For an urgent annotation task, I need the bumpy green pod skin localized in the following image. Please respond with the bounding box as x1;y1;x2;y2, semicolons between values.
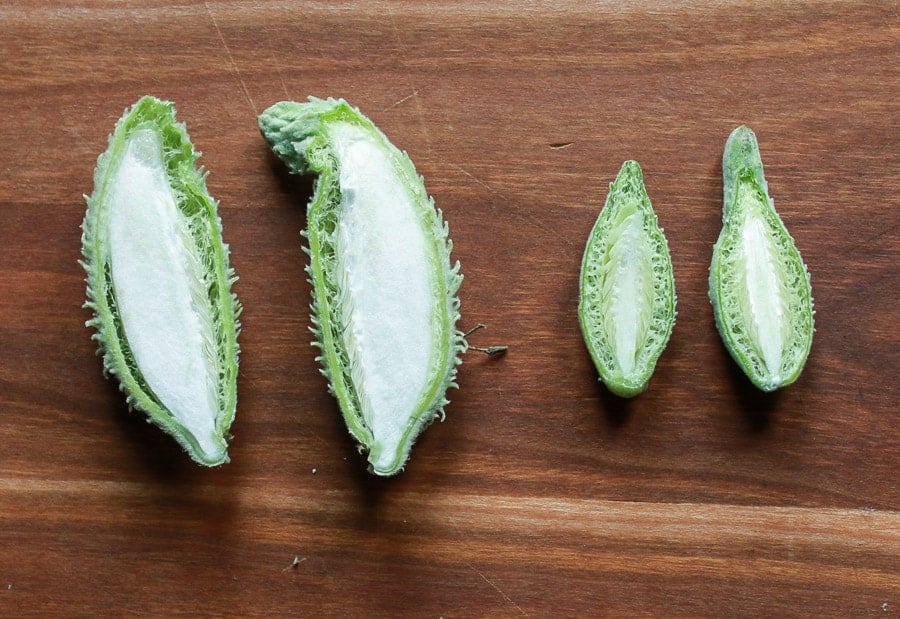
259;97;464;476
578;161;676;398
82;96;241;466
709;125;814;392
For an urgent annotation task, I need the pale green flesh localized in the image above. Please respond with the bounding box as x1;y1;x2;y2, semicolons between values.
603;209;653;376
735;183;791;382
331;122;438;473
107;128;223;461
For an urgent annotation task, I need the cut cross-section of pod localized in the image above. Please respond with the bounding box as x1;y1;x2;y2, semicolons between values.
82;96;241;466
578;161;676;397
259;97;464;476
709;125;813;391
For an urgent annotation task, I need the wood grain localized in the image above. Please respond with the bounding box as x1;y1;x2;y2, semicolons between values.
0;1;897;616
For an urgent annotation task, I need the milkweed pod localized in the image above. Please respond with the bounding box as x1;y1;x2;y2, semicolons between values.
709;125;814;391
259;98;464;476
82;96;241;465
578;161;676;397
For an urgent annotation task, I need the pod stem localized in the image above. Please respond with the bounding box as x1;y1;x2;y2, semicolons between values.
463;324;508;356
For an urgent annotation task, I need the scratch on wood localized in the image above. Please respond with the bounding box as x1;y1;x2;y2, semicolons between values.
205;2;257;116
410;91;432;153
449;163;503;197
383;90;419;113
448;163;565;243
468;563;527;616
282;556;307;572
384;5;432;154
268;52;291;101
549;141;574;149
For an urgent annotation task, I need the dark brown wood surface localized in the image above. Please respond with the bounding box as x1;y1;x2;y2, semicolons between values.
0;1;897;616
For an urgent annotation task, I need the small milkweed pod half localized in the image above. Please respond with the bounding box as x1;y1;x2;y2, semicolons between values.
578;160;676;398
709;125;814;392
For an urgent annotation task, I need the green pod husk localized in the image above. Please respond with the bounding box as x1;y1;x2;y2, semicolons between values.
259;97;464;476
82;96;241;466
709;125;814;391
578;161;676;397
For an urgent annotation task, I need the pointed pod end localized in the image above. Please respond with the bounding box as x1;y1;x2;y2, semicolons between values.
367;445;406;477
722;124;769;219
609;160;648;201
618;159;643;176
614;159;644;182
723;125;763;177
181;430;231;467
193;451;230;468
604;378;650;399
725;125;759;156
259;98;358;175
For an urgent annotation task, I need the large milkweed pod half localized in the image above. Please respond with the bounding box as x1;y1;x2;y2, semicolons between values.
259;97;464;476
82;96;241;466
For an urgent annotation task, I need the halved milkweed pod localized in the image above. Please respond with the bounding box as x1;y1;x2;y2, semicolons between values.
259;97;464;476
82;96;241;466
578;161;676;397
709;125;814;391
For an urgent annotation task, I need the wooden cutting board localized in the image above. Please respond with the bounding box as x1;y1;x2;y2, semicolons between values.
0;1;896;615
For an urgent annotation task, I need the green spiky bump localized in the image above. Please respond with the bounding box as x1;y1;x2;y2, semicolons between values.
709;125;814;391
82;96;241;466
578;161;676;398
259;98;464;476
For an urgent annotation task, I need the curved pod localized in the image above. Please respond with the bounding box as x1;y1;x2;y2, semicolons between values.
259;98;464;476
